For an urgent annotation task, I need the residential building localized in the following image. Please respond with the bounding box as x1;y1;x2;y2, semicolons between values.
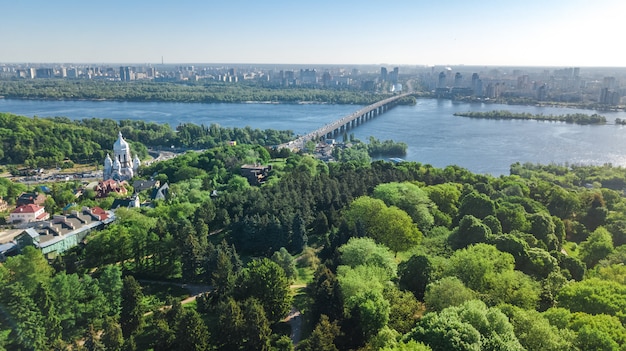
9;204;50;224
16;192;46;207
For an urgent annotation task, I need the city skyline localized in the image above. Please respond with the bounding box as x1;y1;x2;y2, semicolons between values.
1;0;624;67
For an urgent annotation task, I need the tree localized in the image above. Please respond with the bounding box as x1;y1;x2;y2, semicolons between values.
97;265;123;316
424;277;476;312
300;315;342;351
448;215;492;250
310;265;343;322
101;317;124;351
528;212;559;250
216;298;246;350
271;247;299;283
339;237;398;279
444;244;515;292
579;226;614;267
120;276;144;338
346;290;390;340
342;196;422;253
499;305;573;351
457;192;495;221
4;246;54;293
398;254;433;300
406;300;524;351
236;258;292;323
175;309;210;351
557;278;626;322
383;285;422;334
372;182;435;231
240;298;271;351
0;282;48;350
84;324;106;351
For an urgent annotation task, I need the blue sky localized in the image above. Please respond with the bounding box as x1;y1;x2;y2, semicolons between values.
1;0;624;66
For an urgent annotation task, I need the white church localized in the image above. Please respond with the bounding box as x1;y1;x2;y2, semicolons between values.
103;132;140;181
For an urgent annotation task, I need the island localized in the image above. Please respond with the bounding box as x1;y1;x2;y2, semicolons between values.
454;110;607;125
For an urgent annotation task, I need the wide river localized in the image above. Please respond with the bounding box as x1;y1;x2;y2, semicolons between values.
2;98;626;175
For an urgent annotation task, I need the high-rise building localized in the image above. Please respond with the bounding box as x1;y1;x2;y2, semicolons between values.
380;67;388;82
300;69;317;85
322;71;332;87
389;67;399;84
35;68;54;78
119;66;133;81
454;72;463;87
438;71;446;88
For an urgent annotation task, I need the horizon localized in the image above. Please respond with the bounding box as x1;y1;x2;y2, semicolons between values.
3;62;626;70
1;0;624;67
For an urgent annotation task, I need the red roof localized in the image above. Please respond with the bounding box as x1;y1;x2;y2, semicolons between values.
12;204;45;214
91;207;109;220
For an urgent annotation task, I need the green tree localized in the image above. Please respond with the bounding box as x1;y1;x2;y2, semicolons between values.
557;278;626;322
445;244;515;292
372;182;435;231
398;254;433;300
457;192;495;221
449;215;492;250
175;309;210;351
500;304;573;351
407;300;524;351
237;258;292;323
579;226;614;267
240;298;271;351
120;276;144;338
346;290;390;340
97;265;123;316
271;247;298;283
299;315;341;351
101;317;124;351
339;237;398;278
424;277;477;312
343;196;422;252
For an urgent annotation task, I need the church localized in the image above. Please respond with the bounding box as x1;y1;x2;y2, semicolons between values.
103;132;140;181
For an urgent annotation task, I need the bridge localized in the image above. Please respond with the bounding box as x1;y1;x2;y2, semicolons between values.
279;92;412;150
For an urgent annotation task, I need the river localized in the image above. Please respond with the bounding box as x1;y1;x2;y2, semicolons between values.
2;98;626;175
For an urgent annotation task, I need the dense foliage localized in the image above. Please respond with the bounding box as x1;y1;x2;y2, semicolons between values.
0;79;386;104
0;112;292;168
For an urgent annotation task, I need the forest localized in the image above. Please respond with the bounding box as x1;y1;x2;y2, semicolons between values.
454;110;607;125
0;112;294;169
3;116;626;350
0;79;387;105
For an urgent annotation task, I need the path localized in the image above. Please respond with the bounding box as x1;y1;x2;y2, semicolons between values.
285;284;307;345
139;279;212;316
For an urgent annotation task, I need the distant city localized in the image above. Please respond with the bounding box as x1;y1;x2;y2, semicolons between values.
1;63;625;107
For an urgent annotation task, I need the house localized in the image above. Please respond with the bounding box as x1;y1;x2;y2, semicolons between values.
9;204;50;224
16;192;46;207
111;196;140;209
133;179;160;193
151;183;170;201
95;179;128;198
13;206;115;259
240;164;272;184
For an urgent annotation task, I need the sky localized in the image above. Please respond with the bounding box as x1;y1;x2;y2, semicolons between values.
1;0;624;67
